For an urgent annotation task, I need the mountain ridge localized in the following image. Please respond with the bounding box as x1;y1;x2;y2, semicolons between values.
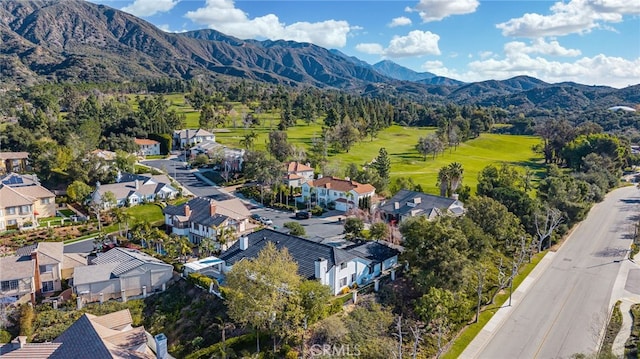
0;0;637;112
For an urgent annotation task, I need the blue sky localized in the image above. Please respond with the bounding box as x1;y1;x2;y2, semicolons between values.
95;0;639;88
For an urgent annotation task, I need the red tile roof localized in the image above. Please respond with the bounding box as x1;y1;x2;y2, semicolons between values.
310;176;375;194
286;161;314;173
134;138;159;146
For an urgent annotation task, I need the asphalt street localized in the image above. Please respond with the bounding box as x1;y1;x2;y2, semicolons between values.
476;185;640;359
142;158;231;200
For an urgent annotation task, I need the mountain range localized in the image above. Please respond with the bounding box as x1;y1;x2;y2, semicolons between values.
0;0;638;112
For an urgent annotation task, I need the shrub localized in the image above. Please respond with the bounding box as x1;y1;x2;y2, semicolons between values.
0;329;11;343
311;205;324;216
187;273;214;290
283;222;305;236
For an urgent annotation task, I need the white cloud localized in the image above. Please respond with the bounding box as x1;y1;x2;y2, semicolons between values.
496;0;640;37
121;0;178;17
389;16;412;27
504;38;581;57
355;30;440;58
157;24;187;33
385;30;441;57
445;51;640;88
355;43;385;55
185;0;352;48
412;0;479;22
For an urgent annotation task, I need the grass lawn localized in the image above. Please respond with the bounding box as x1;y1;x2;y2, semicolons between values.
442;252;547;359
58;209;75;217
126;203;164;226
139;93;545;195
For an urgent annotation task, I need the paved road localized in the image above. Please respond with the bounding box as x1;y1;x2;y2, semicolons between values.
477;185;640;359
142;158;231;200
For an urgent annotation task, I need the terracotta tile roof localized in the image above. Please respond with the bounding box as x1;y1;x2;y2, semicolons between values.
286;161;313;173
134;138;159;146
285;173;302;180
309;176;375;194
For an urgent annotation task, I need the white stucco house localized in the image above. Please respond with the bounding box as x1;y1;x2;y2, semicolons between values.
299;176;376;212
89;173;178;209
284;161;314;187
215;229;401;295
173;129;216;149
134;138;161;156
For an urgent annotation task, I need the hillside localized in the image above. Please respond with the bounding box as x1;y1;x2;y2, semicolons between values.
0;0;638;112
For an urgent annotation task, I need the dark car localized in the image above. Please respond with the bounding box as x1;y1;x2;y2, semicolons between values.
295;211;311;219
251;214;262;221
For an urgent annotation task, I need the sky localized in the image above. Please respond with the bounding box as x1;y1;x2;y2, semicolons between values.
93;0;640;88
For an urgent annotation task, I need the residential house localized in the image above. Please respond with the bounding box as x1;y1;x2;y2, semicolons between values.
216;229;401;295
0;242;67;304
46;309;172;359
299;176;376;212
2;173;56;218
0;185;36;230
90;173;178;209
173;128;216;148
378;189;465;225
163;197;250;246
284;161;314;187
135;138;161;156
0;255;35;304
0;152;29;174
189;140;245;172
73;247;173;303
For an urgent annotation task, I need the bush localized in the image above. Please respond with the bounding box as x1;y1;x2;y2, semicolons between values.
19;303;35;337
0;329;12;343
311;205;324;216
187;272;214;290
283;222;305;236
272;203;296;212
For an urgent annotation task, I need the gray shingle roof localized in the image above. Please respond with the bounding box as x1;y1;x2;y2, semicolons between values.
379;189;462;217
52;314;112;359
75;248;171;285
345;241;401;263
164;197;229;227
220;229;356;279
0;255;34;281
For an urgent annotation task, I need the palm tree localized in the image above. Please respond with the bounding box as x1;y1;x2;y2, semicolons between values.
437;166;451;197
199;236;216;257
447;162;464;194
217;226;237;251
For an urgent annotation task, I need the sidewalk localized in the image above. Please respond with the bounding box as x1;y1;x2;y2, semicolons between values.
612;297;640;355
459;251;556;359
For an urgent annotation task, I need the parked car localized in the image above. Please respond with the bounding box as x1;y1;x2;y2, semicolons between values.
295;211;311;219
251;214;262;221
260;217;273;226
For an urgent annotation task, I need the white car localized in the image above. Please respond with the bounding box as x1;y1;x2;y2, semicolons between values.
260;217;273;226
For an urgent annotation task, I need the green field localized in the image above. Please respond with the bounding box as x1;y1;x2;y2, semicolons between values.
126;203;164;226
148;93;544;194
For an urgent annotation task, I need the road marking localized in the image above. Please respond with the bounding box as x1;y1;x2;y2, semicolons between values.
533;280;578;359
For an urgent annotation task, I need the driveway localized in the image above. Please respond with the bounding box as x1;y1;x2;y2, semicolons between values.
249;207;346;242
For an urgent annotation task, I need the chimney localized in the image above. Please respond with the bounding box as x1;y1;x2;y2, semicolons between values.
16;336;27;349
184;204;191;217
32;250;41;297
394;202;400;210
314;257;328;285
413;197;421;204
154;333;168;359
317;174;323;179
239;236;249;251
451;193;459;201
135;179;140;190
210;202;217;216
345;177;350;181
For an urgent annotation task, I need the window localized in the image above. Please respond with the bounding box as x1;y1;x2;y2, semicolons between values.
7;207;16;215
339;277;347;287
42;281;54;293
340;262;347;270
39;264;54;273
351;273;356;283
7;219;17;225
1;280;19;291
20;205;30;214
41;198;51;204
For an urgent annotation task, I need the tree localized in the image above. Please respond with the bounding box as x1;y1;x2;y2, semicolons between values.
372;147;391;190
239;131;258;150
369;222;390;242
284;222;306;237
114;149;136;173
268;131;292;162
343;217;364;240
437;162;464;197
416;134;444;160
67;180;92;203
299;280;332;323
225;242;303;352
534;206;564;252
217;226;237;251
